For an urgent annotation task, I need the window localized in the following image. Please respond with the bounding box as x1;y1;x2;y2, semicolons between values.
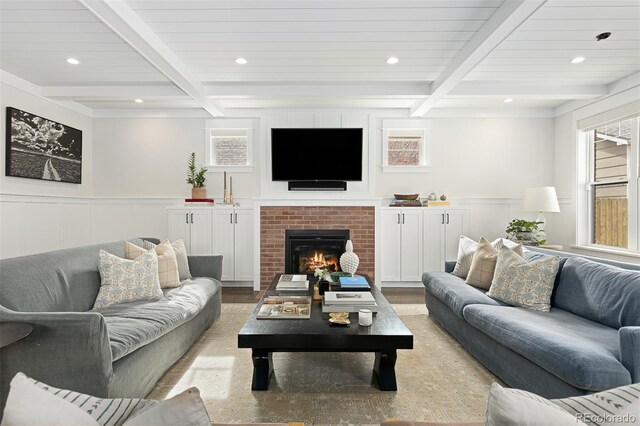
205;128;253;171
382;128;431;172
585;117;639;252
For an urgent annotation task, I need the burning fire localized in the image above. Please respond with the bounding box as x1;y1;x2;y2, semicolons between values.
300;251;339;273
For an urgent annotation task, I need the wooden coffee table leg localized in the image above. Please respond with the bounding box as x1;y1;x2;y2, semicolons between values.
251;349;273;391
374;349;398;391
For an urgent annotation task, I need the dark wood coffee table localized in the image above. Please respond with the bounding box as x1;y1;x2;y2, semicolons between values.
237;274;413;391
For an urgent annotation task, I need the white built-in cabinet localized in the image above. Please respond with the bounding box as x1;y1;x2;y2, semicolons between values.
380;209;423;282
212;208;254;281
381;207;469;283
167;209;213;255
422;209;469;272
168;207;254;282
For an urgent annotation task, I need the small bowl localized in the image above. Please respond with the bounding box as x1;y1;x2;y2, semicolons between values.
394;193;419;200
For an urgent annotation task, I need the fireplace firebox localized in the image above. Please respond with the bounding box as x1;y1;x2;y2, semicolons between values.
285;229;349;274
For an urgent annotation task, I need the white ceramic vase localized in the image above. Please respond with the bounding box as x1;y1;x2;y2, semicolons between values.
340;240;360;276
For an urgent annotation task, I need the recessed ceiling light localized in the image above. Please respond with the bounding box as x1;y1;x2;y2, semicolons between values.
570;56;586;64
134;98;144;103
504;98;513;103
65;58;80;65
386;56;399;65
235;57;248;65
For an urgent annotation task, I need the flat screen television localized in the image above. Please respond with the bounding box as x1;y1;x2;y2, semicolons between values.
271;128;363;181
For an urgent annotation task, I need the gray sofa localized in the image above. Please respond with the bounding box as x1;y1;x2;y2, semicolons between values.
0;238;222;413
423;247;640;398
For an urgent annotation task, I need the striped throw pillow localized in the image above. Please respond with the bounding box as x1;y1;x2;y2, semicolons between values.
24;373;158;426
553;383;640;425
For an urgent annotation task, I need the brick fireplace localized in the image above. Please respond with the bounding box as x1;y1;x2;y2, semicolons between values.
259;206;375;289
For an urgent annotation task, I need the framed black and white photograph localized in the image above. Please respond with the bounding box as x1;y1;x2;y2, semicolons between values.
5;107;82;184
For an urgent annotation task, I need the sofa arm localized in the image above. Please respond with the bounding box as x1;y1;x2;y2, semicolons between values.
188;255;223;281
0;308;113;409
620;327;640;383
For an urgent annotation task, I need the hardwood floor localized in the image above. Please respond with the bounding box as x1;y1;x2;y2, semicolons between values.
221;286;424;304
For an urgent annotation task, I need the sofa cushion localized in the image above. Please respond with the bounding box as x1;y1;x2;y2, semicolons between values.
422;272;505;318
126;241;181;288
95;278;220;361
463;304;631;390
554;257;640;328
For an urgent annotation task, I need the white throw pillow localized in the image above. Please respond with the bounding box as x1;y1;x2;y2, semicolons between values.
144;239;192;280
2;373;100;426
94;249;163;309
488;246;560;311
126;240;180;288
124;388;211;426
486;383;585;426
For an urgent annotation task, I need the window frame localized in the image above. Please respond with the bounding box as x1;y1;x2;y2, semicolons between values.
580;116;639;254
381;127;431;173
204;127;254;172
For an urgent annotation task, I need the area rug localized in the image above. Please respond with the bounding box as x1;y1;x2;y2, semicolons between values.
148;304;500;425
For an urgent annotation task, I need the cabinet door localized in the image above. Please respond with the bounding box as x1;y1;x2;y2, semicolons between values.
213;210;234;281
233;209;254;281
190;210;213;255
380;210;402;281
422;210;445;272
444;210;469;261
168;209;191;253
400;210;423;281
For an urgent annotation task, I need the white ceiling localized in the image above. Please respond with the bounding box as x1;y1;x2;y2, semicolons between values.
1;0;639;116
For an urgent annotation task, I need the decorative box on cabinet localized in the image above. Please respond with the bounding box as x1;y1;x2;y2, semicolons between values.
423;209;469;272
380;208;423;282
212;207;254;282
167;208;213;255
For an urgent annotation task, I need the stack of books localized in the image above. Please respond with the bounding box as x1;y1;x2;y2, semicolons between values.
184;198;214;206
257;296;311;320
423;200;450;207
275;274;309;291
338;275;370;290
389;198;422;207
322;291;378;313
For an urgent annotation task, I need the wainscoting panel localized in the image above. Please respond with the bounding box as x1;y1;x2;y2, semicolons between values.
59;204;92;249
468;203;511;241
0;202;22;259
22;203;59;256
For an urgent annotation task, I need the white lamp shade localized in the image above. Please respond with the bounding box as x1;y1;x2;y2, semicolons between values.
523;187;560;213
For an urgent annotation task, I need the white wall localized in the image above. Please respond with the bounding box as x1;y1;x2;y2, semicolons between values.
0;82;93;197
375;117;555;198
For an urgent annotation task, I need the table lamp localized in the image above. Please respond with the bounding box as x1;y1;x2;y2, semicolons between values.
523;186;560;244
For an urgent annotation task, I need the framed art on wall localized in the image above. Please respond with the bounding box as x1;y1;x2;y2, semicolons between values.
5;107;82;184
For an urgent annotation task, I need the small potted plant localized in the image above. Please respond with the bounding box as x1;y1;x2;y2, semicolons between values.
506;219;543;245
314;267;333;295
186;153;207;199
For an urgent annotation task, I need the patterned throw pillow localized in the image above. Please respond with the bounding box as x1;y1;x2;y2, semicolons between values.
465;238;523;289
487;246;560;311
126;240;180;288
452;236;524;279
94;249;163;309
144;239;192;281
485;383;583;426
553;383;640;425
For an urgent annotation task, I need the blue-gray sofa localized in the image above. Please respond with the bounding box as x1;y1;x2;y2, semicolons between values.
423;247;640;398
0;238;222;413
